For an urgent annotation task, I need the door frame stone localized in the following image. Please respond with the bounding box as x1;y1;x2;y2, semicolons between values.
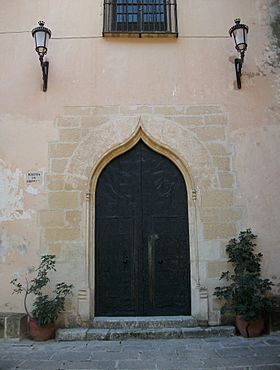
82;120;209;323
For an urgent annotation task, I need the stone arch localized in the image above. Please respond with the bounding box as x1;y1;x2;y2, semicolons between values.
65;115;215;193
90;124;195;197
72;115;214;321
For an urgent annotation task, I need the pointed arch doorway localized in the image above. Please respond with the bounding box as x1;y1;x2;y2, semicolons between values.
95;140;191;316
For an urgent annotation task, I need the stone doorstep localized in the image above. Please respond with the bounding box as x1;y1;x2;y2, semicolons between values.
0;313;28;340
56;316;235;341
92;315;198;329
56;326;235;341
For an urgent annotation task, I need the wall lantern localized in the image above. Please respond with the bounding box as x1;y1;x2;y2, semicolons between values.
31;21;52;92
229;18;249;89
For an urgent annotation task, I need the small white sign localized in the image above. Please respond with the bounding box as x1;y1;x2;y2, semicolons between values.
26;171;43;185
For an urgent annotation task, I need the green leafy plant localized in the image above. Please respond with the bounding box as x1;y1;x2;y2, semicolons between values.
214;229;275;323
10;255;73;326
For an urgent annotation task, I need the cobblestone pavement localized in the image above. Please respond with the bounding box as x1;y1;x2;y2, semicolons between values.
0;334;280;370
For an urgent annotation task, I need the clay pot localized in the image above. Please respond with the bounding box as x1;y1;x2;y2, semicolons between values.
236;315;265;337
29;319;55;341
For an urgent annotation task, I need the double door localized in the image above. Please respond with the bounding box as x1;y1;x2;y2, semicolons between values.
95;140;190;316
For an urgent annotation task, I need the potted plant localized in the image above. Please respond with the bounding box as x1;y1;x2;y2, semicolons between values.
10;254;73;341
214;229;275;337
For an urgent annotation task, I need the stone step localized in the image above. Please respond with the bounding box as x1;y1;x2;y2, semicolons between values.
92;316;198;329
56;326;235;341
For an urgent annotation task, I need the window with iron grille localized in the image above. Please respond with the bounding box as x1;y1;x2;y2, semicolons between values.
103;1;178;36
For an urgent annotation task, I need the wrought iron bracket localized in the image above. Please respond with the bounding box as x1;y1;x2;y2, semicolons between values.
234;51;245;89
234;58;242;89
39;56;49;92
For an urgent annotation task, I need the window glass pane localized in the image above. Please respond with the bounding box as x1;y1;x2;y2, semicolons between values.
116;0;165;24
143;1;165;23
106;0;177;34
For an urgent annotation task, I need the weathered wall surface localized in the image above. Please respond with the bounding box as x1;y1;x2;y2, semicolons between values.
0;0;279;325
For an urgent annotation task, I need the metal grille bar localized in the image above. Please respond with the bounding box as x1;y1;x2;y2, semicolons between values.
103;1;178;37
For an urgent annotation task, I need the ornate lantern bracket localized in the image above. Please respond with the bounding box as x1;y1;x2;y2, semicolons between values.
32;21;52;92
229;18;249;89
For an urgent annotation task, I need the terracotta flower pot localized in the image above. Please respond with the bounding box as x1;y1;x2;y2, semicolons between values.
236;315;265;337
29;319;55;341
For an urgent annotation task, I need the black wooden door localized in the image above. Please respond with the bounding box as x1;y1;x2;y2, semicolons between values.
95;140;190;316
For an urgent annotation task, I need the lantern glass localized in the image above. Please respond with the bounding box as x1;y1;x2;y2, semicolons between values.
233;28;247;52
34;31;49;56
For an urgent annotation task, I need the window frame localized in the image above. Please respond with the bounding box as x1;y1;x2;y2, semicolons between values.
103;0;178;37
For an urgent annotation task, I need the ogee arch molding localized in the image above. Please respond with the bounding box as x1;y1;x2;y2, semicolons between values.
65;115;215;193
63;114;215;322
